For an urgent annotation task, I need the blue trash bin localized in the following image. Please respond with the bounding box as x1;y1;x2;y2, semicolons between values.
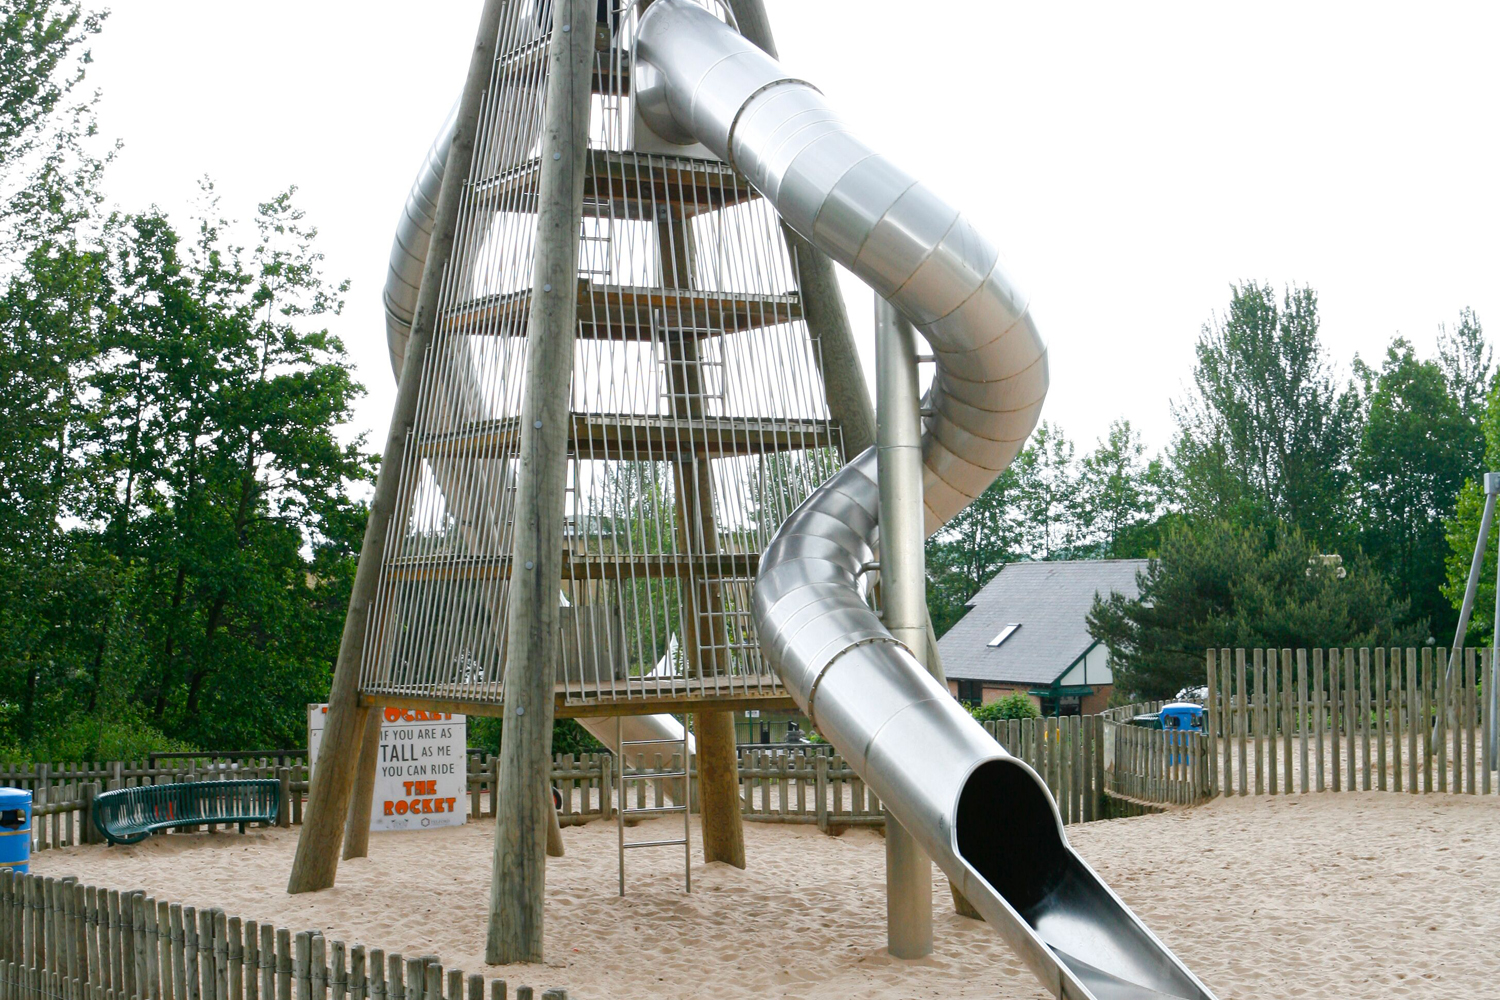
0;788;32;874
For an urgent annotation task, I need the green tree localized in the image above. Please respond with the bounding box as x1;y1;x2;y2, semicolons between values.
1075;419;1163;558
1436;307;1492;450
0;193;372;754
1171;282;1360;546
1442;351;1500;646
1088;520;1413;699
1010;421;1080;559
1352;338;1472;642
1;0;110;254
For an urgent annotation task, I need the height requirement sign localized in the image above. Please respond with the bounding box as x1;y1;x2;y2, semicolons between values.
308;706;467;832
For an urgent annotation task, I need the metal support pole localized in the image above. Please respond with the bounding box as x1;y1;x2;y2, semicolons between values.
486;0;594;966
875;295;933;959
1438;475;1498;746
1487;473;1500;769
285;0;511;896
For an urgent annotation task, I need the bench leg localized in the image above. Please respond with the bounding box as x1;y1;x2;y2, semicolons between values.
239;821;246;835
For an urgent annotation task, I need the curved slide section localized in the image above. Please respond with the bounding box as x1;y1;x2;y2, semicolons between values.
381;116;690;760
637;3;1213;998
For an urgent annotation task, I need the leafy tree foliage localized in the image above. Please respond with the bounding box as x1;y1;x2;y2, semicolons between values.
0;188;374;758
1443;350;1500;646
1171;282;1360;546
1075;419;1168;559
1088;521;1415;700
1353;338;1476;642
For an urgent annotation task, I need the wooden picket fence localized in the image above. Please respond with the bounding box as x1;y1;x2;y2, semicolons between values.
731;717;1110;828
0;762;305;853
1096;701;1212;808
1204;648;1498;797
7;713;1140;851
0;871;565;1000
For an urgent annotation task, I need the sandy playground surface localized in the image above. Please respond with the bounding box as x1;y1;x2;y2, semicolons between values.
29;793;1500;999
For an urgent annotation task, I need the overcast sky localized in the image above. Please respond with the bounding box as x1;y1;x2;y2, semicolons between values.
84;1;1500;460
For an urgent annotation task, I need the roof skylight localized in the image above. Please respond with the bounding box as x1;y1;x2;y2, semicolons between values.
987;623;1020;647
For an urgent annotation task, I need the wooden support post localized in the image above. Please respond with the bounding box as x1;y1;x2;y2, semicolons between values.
286;0;512;895
343;709;383;861
485;0;594;966
545;794;564;859
649;79;746;870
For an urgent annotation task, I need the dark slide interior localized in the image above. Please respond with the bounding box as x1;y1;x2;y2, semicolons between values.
955;758;1208;1000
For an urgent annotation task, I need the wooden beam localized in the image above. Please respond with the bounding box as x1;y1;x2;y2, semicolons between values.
284;0;511;896
485;0;595;966
341;708;382;860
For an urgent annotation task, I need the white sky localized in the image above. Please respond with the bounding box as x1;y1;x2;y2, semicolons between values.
84;1;1500;460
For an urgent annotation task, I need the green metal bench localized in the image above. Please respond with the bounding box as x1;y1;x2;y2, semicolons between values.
91;779;281;846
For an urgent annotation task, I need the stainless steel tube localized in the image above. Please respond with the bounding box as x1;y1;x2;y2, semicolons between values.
638;3;1214;997
876;294;932;959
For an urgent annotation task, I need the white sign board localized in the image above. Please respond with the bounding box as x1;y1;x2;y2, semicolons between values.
308;705;467;832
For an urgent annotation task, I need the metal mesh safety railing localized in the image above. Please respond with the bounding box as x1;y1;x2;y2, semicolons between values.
358;1;842;711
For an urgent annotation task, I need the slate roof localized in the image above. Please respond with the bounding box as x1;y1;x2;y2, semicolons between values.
936;559;1147;686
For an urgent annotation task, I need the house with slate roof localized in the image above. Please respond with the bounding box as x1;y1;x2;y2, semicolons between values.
937;559;1148;716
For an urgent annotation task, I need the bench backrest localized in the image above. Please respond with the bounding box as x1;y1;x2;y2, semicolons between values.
94;779;281;831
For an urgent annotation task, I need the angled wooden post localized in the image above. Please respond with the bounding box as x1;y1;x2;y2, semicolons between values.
343;708;383;860
285;0;511;895
485;0;594;965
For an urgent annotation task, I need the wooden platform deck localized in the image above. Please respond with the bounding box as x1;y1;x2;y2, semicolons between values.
443;279;802;341
417;411;836;461
474;149;757;220
362;675;796;719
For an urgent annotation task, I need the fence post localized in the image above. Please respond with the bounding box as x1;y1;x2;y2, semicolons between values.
814;755;828;833
276;769;292;829
1204;650;1218;798
79;783;97;847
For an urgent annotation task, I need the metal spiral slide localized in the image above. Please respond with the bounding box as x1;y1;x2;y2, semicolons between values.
384;3;1215;995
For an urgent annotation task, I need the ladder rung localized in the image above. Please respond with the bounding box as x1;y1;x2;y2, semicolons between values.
619;739;686;747
622;838;688;850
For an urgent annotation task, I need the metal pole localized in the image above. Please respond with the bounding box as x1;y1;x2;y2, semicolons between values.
875;294;933;959
486;0;595;966
1437;476;1498;745
285;0;511;895
1486;473;1500;769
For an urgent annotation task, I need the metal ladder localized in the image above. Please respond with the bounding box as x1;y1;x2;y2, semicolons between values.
615;716;692;895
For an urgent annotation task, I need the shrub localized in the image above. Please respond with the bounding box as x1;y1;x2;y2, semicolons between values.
968;693;1041;722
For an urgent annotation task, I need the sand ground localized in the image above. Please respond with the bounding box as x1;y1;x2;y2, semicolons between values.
28;793;1500;999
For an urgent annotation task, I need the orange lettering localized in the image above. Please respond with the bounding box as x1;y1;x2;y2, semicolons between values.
445;797;457;813
395;801;408;815
383;801;394;816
